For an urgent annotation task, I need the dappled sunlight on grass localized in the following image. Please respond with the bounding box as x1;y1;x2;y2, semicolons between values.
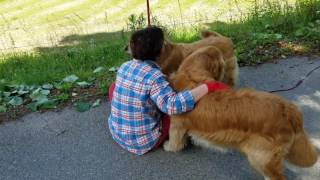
278;41;311;54
0;0;256;52
0;30;129;85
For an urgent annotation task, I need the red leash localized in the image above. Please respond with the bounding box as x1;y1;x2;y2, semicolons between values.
268;64;320;93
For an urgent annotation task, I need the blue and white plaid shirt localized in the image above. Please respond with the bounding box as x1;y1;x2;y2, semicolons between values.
108;59;194;155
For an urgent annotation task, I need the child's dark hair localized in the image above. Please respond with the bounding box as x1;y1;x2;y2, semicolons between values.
130;26;164;61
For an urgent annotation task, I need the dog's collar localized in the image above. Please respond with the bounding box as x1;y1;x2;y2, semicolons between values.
205;81;230;92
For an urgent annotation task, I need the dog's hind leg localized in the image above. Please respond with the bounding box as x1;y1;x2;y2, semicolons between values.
163;116;188;152
263;151;286;180
240;137;286;180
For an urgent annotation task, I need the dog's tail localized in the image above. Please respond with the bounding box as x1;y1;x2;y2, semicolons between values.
201;30;223;38
287;132;318;167
286;103;318;167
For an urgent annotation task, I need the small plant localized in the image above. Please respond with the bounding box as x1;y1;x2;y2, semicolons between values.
126;12;166;32
74;98;101;112
127;13;146;31
55;93;70;102
55;82;73;93
98;81;107;96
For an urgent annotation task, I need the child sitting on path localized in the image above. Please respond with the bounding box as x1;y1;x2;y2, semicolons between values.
108;26;225;155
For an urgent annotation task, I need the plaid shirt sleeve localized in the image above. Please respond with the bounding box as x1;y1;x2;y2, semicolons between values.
149;70;195;115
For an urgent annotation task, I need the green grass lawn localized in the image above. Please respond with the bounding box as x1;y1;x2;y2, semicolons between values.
0;32;129;85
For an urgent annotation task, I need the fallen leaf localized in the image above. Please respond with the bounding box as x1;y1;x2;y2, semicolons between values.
26;102;38;112
8;96;23;106
42;84;54;90
63;75;79;83
3;92;11;97
17;90;29;95
39;100;57;110
74;102;91;112
35;97;50;106
30;89;48;101
40;89;50;95
108;67;118;72
77;81;91;88
93;67;105;73
92;99;101;108
275;33;282;39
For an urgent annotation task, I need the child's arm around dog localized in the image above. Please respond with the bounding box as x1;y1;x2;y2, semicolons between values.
149;68;209;115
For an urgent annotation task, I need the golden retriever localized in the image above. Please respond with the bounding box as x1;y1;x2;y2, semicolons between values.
165;46;318;180
125;30;239;87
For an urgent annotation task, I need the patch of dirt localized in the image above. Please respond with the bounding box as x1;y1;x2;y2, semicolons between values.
239;41;320;66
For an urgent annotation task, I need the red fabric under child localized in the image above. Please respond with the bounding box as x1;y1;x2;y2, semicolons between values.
108;82;116;101
152;114;170;150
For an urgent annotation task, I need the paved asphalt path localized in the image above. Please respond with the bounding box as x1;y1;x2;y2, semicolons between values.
1;56;320;180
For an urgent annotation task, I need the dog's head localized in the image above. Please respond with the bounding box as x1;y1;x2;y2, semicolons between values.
169;46;225;91
124;44;132;55
196;46;226;82
169;72;197;91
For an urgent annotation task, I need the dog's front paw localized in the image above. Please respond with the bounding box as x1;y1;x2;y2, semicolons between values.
163;140;173;152
163;140;184;152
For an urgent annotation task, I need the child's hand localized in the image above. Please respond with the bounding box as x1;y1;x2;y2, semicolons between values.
204;81;229;93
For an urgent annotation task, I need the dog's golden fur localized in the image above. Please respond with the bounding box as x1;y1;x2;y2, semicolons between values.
165;46;318;180
157;30;238;87
125;30;238;87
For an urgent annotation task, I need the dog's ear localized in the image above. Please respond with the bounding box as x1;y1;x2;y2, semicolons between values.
168;72;194;91
168;72;186;91
167;72;177;89
201;30;222;38
169;72;176;80
159;39;173;56
163;39;174;50
124;45;132;55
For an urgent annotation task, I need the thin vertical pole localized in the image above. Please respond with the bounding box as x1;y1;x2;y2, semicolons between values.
146;0;151;26
177;0;183;23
